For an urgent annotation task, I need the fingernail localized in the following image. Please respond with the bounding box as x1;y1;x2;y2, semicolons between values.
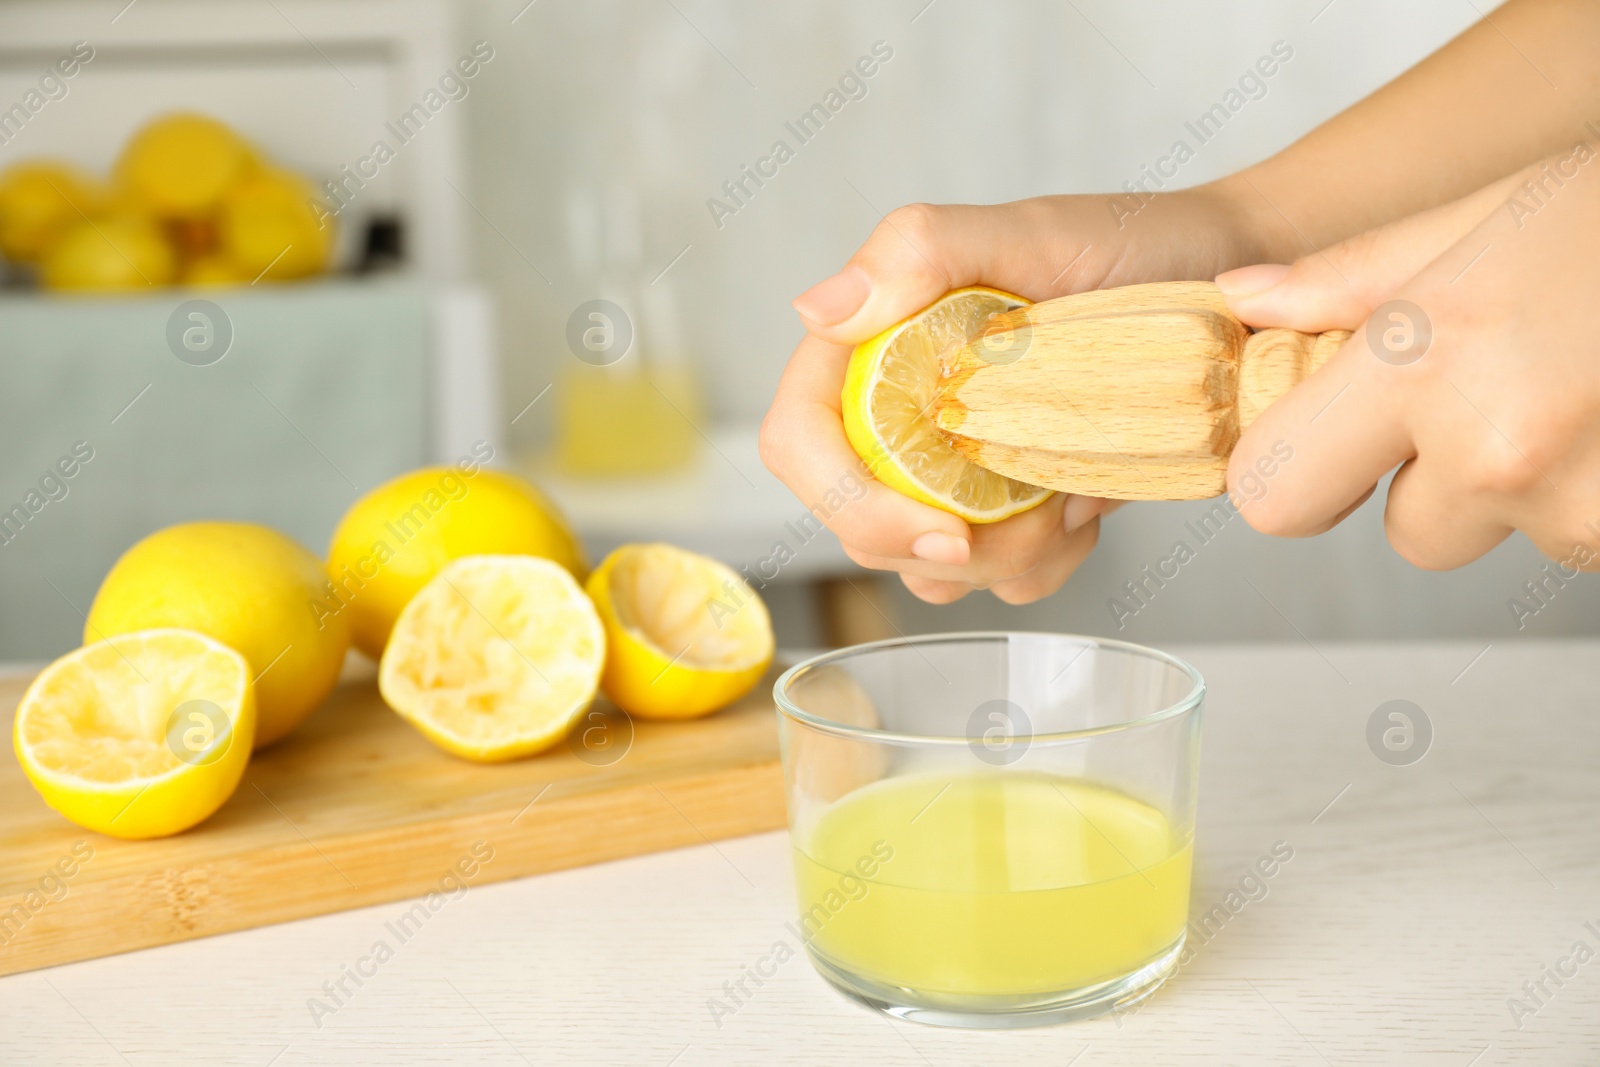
1215;263;1291;299
911;531;969;565
1062;495;1104;534
793;265;871;326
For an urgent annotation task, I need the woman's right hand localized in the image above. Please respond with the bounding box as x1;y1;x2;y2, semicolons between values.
759;182;1286;604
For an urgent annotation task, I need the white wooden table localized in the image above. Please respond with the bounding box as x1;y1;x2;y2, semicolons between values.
2;640;1597;1065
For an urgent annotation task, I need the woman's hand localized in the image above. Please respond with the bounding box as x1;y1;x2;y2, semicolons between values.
760;183;1287;604
1219;151;1600;570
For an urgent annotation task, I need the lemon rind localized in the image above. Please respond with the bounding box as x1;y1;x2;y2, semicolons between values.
856;287;1052;524
603;543;775;675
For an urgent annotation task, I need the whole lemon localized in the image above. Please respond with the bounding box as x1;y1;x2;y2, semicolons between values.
0;160;108;262
116;112;255;219
41;215;176;291
219;169;333;280
328;465;586;660
86;522;350;747
181;253;251;288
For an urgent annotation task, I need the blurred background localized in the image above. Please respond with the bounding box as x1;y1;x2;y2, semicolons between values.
0;0;1589;661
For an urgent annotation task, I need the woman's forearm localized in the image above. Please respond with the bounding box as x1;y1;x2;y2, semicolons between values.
1214;0;1600;260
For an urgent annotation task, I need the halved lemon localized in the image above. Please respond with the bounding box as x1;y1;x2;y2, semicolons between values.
841;287;1052;523
586;543;774;720
13;629;255;839
377;555;605;761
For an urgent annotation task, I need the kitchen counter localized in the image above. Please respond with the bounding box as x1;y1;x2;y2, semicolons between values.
2;640;1597;1065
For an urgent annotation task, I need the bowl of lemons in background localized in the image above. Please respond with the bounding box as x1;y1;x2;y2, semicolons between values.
11;466;775;839
0;111;334;291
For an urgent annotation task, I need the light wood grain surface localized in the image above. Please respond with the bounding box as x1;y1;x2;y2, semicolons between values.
1;640;1597;1065
0;660;786;977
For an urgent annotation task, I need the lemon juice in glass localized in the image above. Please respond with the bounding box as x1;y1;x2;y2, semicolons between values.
775;633;1203;1027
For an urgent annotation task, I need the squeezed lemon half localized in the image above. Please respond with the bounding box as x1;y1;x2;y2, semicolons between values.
378;555;605;762
841;286;1051;523
585;543;774;720
329;467;585;661
13;628;255;839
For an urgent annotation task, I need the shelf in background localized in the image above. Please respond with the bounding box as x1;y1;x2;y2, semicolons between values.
519;424;850;583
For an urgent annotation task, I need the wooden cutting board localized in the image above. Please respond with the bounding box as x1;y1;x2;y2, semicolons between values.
0;658;788;977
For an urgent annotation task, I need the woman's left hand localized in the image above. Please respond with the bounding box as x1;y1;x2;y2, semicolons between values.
1217;149;1600;572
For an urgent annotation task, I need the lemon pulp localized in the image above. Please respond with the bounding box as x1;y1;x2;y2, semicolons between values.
13;629;255;839
378;555;604;761
841;287;1051;523
587;543;773;719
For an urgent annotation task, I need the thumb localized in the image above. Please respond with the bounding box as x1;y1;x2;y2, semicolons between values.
791;201;1095;345
1215;169;1525;333
792;203;1004;344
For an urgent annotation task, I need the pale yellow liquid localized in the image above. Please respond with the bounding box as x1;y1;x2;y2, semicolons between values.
793;772;1192;998
557;364;700;476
